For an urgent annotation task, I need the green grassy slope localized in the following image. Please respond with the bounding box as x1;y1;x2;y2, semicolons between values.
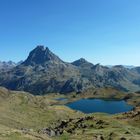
0;87;82;140
0;87;140;140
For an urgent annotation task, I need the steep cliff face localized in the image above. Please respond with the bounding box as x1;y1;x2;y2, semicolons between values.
0;46;140;94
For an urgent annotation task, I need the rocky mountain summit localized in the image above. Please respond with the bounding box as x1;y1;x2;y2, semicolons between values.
23;46;62;66
0;45;140;95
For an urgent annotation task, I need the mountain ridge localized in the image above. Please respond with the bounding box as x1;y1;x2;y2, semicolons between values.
0;45;140;94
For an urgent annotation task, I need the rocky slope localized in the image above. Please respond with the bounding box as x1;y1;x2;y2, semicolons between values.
0;45;140;95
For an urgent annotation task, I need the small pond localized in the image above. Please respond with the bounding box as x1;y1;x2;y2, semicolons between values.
66;99;133;114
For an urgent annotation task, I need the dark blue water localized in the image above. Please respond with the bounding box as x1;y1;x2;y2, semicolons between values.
66;99;133;114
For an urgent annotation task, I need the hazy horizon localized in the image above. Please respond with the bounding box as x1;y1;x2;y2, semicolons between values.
0;0;140;66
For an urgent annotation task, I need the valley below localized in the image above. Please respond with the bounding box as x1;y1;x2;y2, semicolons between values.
0;87;140;140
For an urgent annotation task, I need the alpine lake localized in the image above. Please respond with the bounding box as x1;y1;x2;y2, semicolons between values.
65;98;133;114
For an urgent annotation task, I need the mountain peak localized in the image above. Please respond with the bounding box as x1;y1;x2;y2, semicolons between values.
72;58;93;67
23;46;62;66
78;58;87;63
34;45;50;51
112;65;125;69
36;45;45;49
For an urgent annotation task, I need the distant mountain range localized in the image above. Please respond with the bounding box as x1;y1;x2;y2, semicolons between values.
106;65;135;69
0;46;140;95
0;61;17;73
0;60;23;72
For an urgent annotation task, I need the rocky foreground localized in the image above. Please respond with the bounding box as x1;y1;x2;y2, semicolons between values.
0;87;140;140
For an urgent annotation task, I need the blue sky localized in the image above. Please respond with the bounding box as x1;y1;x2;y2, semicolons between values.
0;0;140;65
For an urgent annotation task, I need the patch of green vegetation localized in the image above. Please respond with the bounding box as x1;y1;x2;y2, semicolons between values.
0;87;140;140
